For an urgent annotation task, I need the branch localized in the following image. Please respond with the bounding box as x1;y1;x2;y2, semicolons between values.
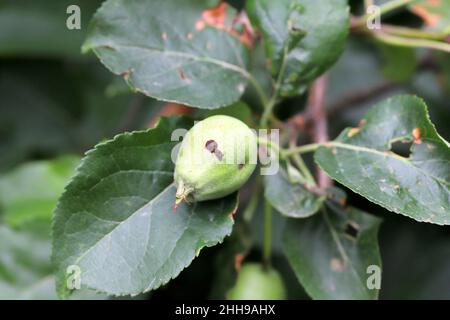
306;75;332;188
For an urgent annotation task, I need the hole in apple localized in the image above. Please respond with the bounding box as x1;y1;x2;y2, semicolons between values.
205;140;217;153
205;140;223;161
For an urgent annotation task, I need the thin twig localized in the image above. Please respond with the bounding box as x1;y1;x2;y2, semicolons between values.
306;75;332;189
288;127;316;186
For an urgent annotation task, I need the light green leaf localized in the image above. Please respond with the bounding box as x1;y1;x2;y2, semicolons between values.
264;167;325;218
315;95;450;225
282;205;382;300
0;226;104;300
83;0;250;109
52;117;238;298
246;0;349;96
409;1;450;34
0;156;80;229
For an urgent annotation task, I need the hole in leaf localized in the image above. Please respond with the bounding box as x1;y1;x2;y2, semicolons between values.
344;222;359;239
390;140;412;158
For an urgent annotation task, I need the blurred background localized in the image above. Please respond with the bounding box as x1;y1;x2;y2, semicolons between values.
0;0;449;299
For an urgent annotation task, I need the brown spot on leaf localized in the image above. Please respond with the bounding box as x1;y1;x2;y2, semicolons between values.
178;67;187;80
200;2;227;29
411;3;441;28
330;258;346;272
348;127;360;137
195;2;254;48
120;70;130;81
196;20;206;31
238;163;245;170
358;119;367;127
413;128;422;144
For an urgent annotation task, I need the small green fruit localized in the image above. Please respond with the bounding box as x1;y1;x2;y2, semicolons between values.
227;263;286;300
174;115;257;205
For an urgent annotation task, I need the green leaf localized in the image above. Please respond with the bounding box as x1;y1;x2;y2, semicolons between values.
246;0;349;96
380;218;450;299
409;1;450;34
315;95;450;225
52;117;238;298
83;0;250;109
209;221;252;299
0;226;53;299
264;167;325;218
379;44;417;83
282;205;382;300
0;226;104;300
0;0;102;57
0;60;155;172
203;101;252;124
0;156;80;229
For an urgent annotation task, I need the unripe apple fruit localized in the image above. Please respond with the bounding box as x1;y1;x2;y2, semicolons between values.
174;115;257;205
227;263;286;300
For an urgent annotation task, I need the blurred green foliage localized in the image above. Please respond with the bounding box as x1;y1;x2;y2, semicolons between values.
0;0;449;300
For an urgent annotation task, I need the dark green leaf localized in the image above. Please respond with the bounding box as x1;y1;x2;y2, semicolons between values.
52;117;238;298
380;218;450;299
203;101;252;124
0;60;156;172
246;0;349;96
209;221;252;299
379;44;417;83
282;205;382;299
0;156;80;229
0;0;102;57
264;167;325;218
315;95;450;225
83;0;250;109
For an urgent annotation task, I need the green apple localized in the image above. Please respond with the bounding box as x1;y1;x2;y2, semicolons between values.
174;115;257;205
227;263;286;300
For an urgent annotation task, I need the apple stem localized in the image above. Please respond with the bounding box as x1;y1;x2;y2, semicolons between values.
174;180;193;212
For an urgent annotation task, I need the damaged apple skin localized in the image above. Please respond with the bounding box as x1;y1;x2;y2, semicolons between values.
174;115;257;203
